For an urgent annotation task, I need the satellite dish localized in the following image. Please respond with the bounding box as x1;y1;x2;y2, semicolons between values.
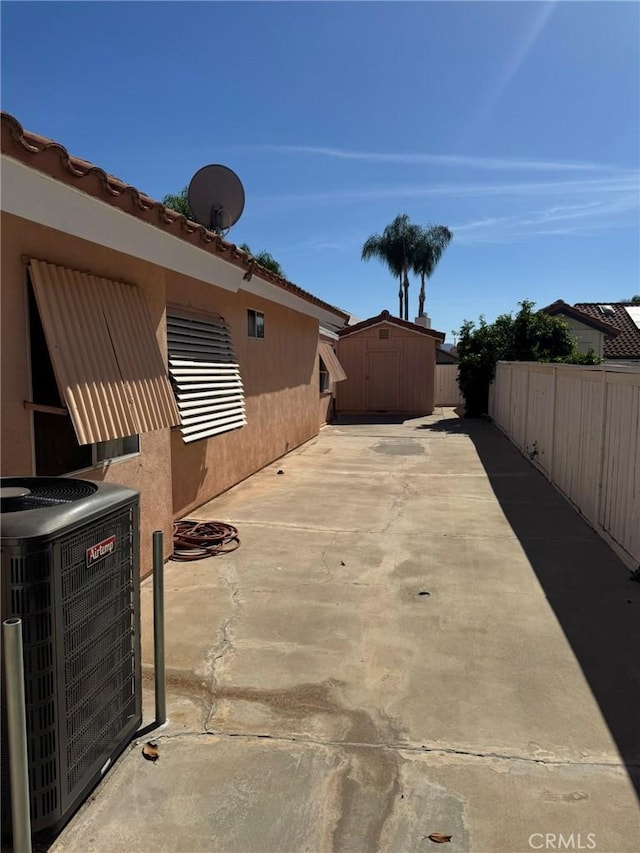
187;164;245;236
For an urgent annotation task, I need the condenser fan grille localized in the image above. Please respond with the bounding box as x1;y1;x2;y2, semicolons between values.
0;478;98;513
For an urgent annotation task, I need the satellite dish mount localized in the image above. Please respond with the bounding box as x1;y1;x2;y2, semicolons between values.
187;164;245;237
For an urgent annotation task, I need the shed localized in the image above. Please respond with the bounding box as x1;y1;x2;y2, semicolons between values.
335;310;445;415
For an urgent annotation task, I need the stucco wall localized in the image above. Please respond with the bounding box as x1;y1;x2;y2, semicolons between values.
166;277;319;517
1;211;175;576
336;323;436;414
562;317;604;358
2;212;323;568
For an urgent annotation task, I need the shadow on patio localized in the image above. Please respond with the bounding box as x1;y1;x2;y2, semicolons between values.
417;413;640;800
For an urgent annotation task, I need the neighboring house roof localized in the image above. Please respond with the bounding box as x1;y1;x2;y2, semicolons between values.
337;310;446;342
436;346;459;363
540;299;621;337
0;112;350;325
572;302;640;360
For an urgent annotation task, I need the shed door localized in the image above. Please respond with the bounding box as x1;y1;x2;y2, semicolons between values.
367;350;400;411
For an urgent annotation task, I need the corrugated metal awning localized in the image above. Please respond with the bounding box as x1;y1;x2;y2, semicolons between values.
319;341;347;383
29;259;180;444
167;312;247;443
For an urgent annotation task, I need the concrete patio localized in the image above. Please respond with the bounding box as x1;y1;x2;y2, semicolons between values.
50;408;640;853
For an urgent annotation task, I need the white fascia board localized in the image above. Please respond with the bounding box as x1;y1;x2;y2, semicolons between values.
319;326;339;340
1;155;346;326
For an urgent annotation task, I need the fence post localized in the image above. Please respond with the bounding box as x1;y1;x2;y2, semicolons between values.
547;366;558;480
3;618;32;853
594;368;608;530
152;530;166;727
521;364;531;452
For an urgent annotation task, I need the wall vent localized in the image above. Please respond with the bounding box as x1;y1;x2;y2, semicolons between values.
379;329;390;340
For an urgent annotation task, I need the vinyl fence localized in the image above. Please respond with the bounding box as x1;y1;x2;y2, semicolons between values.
435;365;464;406
489;362;640;569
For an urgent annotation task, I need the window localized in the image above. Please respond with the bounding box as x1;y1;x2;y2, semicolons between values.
94;436;140;463
319;356;330;393
247;309;265;338
167;312;247;443
28;283;139;476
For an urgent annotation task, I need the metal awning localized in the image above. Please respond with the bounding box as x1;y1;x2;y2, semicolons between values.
318;341;347;383
29;259;180;444
167;312;247;443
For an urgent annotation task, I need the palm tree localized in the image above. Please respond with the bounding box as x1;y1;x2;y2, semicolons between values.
361;214;418;320
412;225;453;317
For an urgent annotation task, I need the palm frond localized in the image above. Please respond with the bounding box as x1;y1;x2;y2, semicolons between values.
361;234;384;261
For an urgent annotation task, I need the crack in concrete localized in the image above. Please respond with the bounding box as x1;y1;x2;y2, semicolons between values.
150;726;636;772
240;580;375;594
205;680;404;849
225;520;365;533
378;458;412;536
206;565;242;723
319;531;338;584
396;531;593;541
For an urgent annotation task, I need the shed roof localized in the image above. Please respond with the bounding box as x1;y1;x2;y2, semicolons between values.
337;310;445;342
0;112;349;325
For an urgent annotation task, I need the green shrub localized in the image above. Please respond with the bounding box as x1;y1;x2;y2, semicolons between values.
457;300;602;417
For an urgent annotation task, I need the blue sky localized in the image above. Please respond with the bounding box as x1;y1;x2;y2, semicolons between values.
2;1;638;340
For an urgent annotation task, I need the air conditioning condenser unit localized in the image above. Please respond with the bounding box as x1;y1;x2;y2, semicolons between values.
1;477;142;838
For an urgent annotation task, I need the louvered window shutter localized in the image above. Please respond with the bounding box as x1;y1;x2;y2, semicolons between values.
167;313;247;443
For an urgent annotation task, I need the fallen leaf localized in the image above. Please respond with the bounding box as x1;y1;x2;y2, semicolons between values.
427;833;452;844
142;742;160;762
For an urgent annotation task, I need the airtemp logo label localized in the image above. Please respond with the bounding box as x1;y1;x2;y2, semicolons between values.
86;536;116;567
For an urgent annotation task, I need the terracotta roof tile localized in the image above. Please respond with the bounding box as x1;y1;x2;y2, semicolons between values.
572;303;640;360
1;112;349;323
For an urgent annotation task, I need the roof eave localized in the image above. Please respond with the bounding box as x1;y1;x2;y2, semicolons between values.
0;112;350;326
338;311;445;342
540;300;621;337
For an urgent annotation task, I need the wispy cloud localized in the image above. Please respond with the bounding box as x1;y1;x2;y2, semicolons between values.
253;173;639;208
450;196;638;244
268;191;638;255
253;144;614;173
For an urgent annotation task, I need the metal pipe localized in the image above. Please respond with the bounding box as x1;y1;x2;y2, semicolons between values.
152;530;166;726
3;618;32;853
